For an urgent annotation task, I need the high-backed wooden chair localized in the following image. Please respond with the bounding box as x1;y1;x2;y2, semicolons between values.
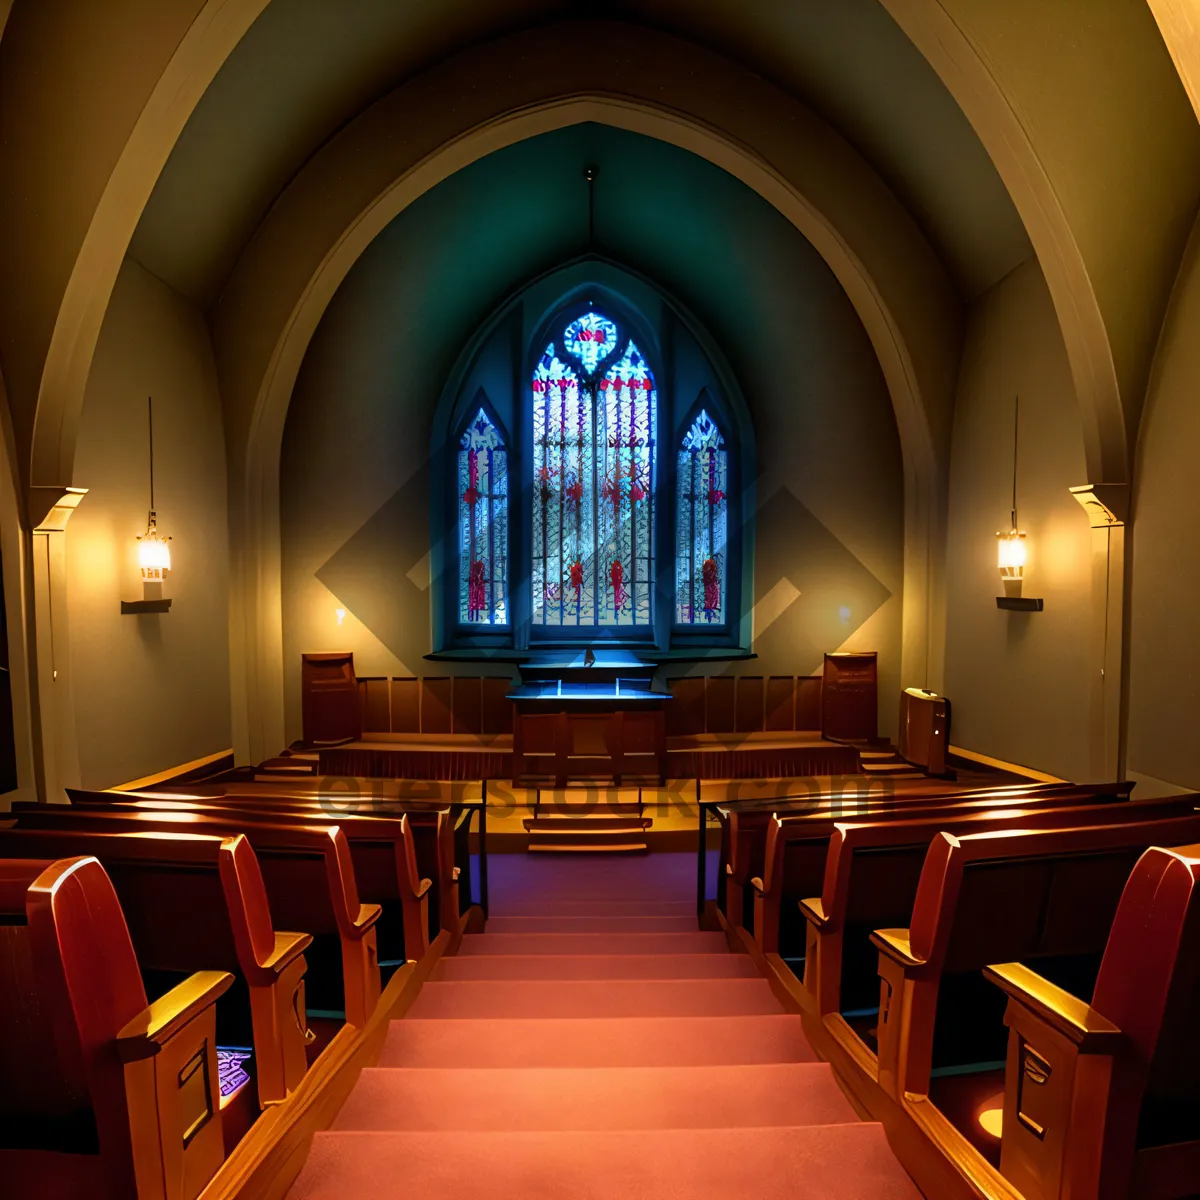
0;856;232;1200
0;829;313;1108
984;845;1200;1200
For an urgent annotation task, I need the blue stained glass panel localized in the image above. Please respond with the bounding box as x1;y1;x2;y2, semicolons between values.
458;408;508;624
675;409;727;625
532;314;655;630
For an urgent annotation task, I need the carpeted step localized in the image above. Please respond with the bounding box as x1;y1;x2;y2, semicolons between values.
406;978;783;1019
485;915;698;933
379;1014;818;1068
288;1125;922;1199
432;953;760;981
457;931;727;956
333;1063;858;1131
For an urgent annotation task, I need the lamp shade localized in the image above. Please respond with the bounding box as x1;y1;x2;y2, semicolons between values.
996;529;1026;579
138;514;171;581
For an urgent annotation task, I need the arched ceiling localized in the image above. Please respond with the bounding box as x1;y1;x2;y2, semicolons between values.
128;0;1031;308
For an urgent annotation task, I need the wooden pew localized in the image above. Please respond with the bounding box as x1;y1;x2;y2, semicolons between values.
983;844;1200;1200
69;780;481;931
0;855;233;1200
6;811;383;1030
45;796;440;962
864;814;1200;1111
788;794;1200;1022
0;829;313;1108
720;780;1132;936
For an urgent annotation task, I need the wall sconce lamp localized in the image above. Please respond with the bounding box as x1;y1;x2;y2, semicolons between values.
122;397;173;614
996;395;1043;612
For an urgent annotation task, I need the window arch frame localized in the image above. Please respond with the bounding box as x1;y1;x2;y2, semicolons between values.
431;264;754;657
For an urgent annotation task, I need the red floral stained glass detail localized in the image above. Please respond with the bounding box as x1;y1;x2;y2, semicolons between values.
462;448;481;508
610;558;627;610
564;476;583;510
569;558;584;605
702;557;720;614
468;559;487;614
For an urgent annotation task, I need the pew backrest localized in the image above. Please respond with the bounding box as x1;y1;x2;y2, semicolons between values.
909;816;1200;975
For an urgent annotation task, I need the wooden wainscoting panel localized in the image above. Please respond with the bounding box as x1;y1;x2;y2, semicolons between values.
420;678;453;735
765;676;795;732
452;677;483;735
666;677;705;736
359;678;390;735
389;678;420;734
735;676;765;733
705;676;735;734
481;677;513;736
796;675;822;731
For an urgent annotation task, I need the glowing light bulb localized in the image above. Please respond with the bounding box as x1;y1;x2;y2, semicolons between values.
336;608;346;626
996;529;1026;580
138;513;172;581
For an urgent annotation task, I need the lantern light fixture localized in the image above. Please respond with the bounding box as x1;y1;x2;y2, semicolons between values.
122;396;173;614
996;395;1042;612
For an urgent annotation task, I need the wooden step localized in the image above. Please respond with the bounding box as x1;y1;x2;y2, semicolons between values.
528;842;649;853
523;815;652;832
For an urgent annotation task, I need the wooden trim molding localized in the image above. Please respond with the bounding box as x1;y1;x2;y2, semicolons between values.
113;748;235;792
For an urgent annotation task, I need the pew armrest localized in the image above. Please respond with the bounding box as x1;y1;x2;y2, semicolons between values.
451;866;461;883
415;877;432;899
262;929;313;975
984;962;1124;1052
749;876;765;895
351;901;383;937
798;896;828;928
871;927;926;968
118;970;234;1063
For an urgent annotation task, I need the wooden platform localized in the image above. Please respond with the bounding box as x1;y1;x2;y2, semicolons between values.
320;731;861;783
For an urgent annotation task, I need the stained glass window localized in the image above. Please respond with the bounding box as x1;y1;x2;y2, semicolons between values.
458;408;508;624
532;311;656;628
675;409;727;625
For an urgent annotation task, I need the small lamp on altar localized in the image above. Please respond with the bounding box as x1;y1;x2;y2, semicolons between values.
995;396;1042;612
122;397;173;614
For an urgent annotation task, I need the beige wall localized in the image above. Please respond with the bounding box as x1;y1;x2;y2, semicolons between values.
65;258;231;788
1127;216;1200;793
943;256;1094;781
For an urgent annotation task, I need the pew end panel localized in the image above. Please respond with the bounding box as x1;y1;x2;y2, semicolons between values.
218;835;315;1106
394;813;433;961
320;825;383;1028
118;970;235;1200
870;832;964;1102
983;961;1120;1200
981;845;1200;1200
20;855;236;1200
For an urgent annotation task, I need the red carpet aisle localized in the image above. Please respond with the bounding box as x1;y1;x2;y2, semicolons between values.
287;854;920;1199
